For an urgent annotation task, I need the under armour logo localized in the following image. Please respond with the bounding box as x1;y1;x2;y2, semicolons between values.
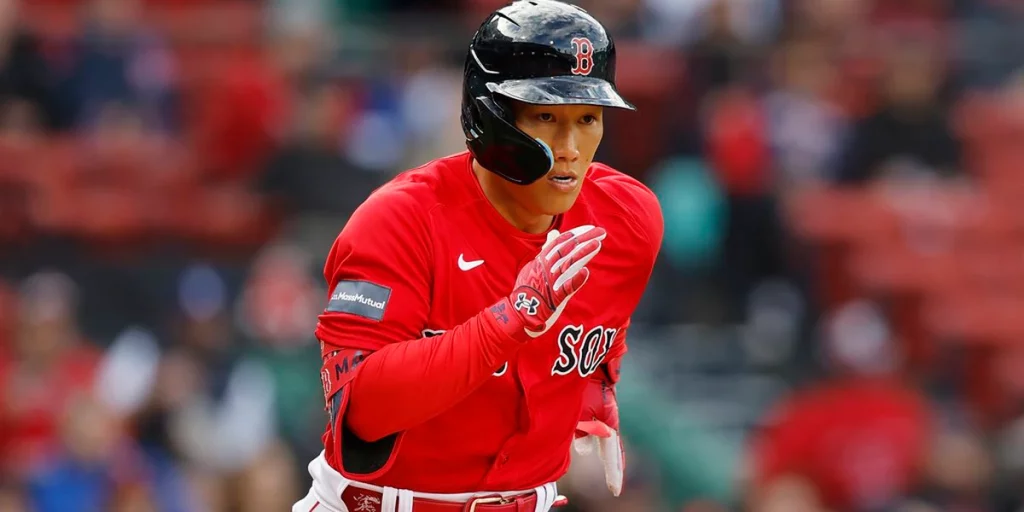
514;292;540;316
353;494;381;512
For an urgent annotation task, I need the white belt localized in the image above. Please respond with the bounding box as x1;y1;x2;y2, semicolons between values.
308;452;559;512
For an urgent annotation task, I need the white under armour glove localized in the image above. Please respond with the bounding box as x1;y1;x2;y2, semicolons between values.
507;225;606;338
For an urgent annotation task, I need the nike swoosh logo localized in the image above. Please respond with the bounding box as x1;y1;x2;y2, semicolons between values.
458;254;484;271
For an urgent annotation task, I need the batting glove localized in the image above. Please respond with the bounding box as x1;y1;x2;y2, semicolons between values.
574;372;624;496
508;225;605;337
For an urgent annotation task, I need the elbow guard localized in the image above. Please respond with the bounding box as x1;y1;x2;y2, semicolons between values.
320;348;400;477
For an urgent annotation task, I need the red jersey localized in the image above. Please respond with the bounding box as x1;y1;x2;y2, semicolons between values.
0;344;100;475
750;378;932;510
314;151;662;492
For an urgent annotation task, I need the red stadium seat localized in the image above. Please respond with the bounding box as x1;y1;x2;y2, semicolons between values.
170;185;278;252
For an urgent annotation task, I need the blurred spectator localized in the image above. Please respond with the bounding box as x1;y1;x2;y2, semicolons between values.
58;0;179;133
235;244;326;476
786;0;869;44
956;0;1024;89
836;36;962;184
162;265;276;474
27;390;194;512
191;5;328;182
0;97;45;143
649;158;725;271
991;348;1024;511
0;281;14;350
0;0;61;131
231;440;300;512
259;79;380;218
395;36;464;169
129;348;205;512
109;484;160;512
92;329;162;420
687;0;755;98
0;483;27;512
705;87;789;321
751;475;824;512
642;0;781;48
764;36;845;186
25;395;142;512
641;157;726;325
189;49;288;182
0;272;101;478
911;427;995;511
749;300;934;512
561;445;667;512
706;86;769;197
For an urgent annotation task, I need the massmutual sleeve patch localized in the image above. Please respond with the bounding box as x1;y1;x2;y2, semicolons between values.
325;280;392;321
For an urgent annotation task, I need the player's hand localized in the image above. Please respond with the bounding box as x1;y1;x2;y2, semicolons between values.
574;377;624;496
508;225;605;338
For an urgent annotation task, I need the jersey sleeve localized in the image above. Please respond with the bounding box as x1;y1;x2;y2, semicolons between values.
315;186;434;354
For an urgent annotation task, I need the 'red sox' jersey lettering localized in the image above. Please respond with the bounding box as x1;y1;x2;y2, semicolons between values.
551;325;617;377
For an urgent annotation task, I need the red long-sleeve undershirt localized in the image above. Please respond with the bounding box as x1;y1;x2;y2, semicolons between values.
342;299;529;443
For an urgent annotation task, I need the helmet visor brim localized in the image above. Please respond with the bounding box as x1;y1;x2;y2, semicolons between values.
487;76;636;111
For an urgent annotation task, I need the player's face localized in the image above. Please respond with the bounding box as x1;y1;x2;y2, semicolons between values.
510;102;604;215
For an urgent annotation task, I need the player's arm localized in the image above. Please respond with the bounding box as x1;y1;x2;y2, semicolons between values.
338;306;525;442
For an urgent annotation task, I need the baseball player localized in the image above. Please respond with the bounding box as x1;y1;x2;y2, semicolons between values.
293;1;663;511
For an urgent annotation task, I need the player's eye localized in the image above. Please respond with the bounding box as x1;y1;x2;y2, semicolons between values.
537;112;555;122
580;114;598;125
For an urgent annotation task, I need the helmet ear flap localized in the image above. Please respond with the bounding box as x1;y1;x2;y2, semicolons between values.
468;94;554;185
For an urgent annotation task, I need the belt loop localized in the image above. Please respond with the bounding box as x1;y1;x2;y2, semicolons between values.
532;482;557;512
533;485;548;512
397;489;414;512
381;487;398;512
515;494;531;512
546;483;558;509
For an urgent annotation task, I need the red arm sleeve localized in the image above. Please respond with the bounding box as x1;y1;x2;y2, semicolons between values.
315;185;529;443
348;306;524;441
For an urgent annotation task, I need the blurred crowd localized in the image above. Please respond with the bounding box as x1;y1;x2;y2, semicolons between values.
1;0;1023;510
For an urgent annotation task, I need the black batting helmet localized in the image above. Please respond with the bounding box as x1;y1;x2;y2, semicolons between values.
461;0;635;185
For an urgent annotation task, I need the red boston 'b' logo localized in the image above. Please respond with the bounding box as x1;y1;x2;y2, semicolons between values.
571;37;594;76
